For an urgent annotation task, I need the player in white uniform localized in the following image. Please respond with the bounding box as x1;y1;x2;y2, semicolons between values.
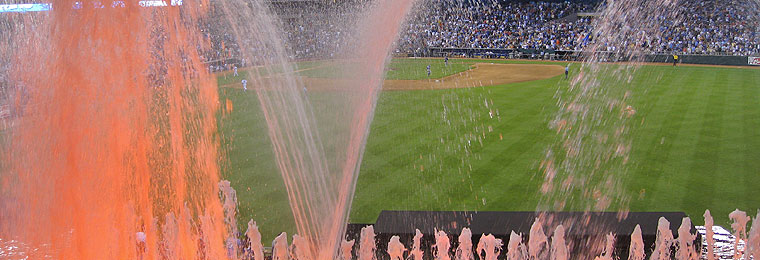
242;79;247;91
233;66;238;76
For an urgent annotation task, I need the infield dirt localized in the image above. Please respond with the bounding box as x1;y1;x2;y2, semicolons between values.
220;62;565;91
381;63;564;90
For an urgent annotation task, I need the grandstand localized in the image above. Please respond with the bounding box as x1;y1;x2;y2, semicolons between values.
3;0;758;65
400;0;760;57
259;0;760;64
150;0;760;70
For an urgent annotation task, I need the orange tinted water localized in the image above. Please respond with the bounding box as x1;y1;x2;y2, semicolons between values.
220;0;415;258
1;1;227;258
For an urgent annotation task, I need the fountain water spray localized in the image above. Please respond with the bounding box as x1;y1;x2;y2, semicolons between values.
476;233;501;260
528;218;548;259
550;225;569;260
748;210;760;259
273;232;289;260
214;0;416;257
292;234;314;260
703;210;715;260
410;229;424;260
433;229;451;260
455;228;473;260
1;0;417;257
387;235;406;260
629;225;645;260
0;0;228;258
541;0;684;213
652;217;674;260
536;0;685;256
246;220;265;260
358;226;377;260
729;209;751;259
506;231;527;260
675;217;698;260
340;238;355;260
594;233;614;260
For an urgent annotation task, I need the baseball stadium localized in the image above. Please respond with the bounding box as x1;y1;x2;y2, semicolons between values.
0;0;759;259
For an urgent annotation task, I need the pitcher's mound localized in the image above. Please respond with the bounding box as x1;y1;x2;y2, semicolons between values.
383;63;565;90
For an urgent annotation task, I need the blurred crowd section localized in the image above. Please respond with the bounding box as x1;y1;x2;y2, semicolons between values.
398;0;596;53
198;0;760;64
397;0;760;56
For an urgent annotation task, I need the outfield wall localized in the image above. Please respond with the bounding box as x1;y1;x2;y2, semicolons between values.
644;54;751;66
424;47;758;67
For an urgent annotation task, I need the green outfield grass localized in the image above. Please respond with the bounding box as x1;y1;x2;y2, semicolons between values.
384;58;473;80
216;61;327;86
217;70;250;86
219;58;760;241
295;58;473;80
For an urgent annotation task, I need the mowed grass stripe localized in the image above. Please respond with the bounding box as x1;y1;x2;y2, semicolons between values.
711;68;760;218
632;88;674;169
471;77;562;211
727;70;757;199
628;68;690;207
740;70;760;217
684;67;725;211
474;94;549;177
652;67;712;209
742;71;760;198
694;68;742;211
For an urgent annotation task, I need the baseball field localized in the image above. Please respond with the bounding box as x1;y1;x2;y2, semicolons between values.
218;58;760;241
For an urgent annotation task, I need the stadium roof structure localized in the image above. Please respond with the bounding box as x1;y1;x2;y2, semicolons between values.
266;0;323;2
0;0;181;13
265;0;359;3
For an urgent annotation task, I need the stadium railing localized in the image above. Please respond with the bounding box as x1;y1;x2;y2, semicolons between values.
424;47;759;66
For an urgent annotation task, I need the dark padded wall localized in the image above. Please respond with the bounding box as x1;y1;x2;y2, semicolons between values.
427;47;758;67
645;54;751;66
346;211;699;260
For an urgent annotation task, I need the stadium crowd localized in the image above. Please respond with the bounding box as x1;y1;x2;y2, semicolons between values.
654;0;760;55
397;0;760;56
397;1;597;52
199;0;760;65
279;1;357;60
